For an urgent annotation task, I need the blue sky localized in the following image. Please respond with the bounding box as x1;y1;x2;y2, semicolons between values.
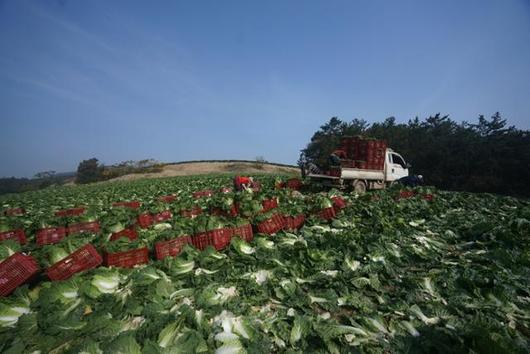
1;0;529;177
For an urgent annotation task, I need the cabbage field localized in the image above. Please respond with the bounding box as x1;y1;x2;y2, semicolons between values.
0;175;529;353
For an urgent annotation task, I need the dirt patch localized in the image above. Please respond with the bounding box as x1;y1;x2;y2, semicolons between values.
108;161;299;182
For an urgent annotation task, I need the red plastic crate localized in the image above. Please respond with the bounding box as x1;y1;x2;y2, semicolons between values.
0;229;27;245
193;190;213;199
317;207;336;221
4;208;25;216
220;187;233;193
210;205;238;217
47;244;102;281
154;236;192;260
209;228;232;250
36;227;67;246
110;228;138;242
55;207;86;217
67;221;100;235
159;195;177;203
153;210;172;223
255;214;285;235
262;198;279;212
105;247;149;268
112;201;141;209
137;213;154;229
397;190;416;199
192;228;232;251
0;253;39;297
284;214;305;231
332;196;347;211
423;194;434;201
181;206;203;218
231;224;253;242
286;178;302;190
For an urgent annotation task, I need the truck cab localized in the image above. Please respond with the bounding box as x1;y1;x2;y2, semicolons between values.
386;149;409;182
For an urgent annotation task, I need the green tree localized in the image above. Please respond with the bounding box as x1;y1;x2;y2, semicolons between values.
76;158;103;184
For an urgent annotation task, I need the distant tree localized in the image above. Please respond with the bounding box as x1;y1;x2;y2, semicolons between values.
76;158;103;184
255;156;267;170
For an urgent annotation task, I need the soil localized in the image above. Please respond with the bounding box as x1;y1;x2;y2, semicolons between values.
107;161;299;182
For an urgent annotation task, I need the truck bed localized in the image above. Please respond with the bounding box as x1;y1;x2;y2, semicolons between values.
340;167;385;181
307;167;385;181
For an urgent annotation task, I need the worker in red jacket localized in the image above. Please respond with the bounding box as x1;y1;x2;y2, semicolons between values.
234;176;254;191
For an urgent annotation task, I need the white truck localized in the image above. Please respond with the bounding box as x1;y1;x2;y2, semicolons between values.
305;148;410;193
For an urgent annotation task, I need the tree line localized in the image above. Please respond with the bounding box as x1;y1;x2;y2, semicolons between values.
0;159;163;195
299;113;530;197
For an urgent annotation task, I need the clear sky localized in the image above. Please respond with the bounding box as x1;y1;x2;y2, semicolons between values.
1;0;529;177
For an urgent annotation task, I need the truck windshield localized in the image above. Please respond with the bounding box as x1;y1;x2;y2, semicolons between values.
391;154;407;168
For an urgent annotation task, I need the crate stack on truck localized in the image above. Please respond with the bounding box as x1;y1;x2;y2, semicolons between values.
337;136;387;170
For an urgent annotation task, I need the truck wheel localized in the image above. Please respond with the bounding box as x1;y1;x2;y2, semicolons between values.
353;180;367;194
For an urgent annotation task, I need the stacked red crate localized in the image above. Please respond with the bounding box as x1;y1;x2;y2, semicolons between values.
153;210;172;223
112;201;141;209
331;196;347;212
67;221;100;235
0;229;27;245
159;195;177;203
181;206;203;218
47;244;102;281
262;198;279;212
423;194;434;201
105;247;149;268
286;178;302;190
255;214;285;235
231;224;253;242
155;236;192;260
192;228;232;251
193;190;214;199
36;227;67;246
284;214;305;231
137;213;154;229
210;205;238;217
341;136;361;160
110;228;138;242
220;187;232;193
397;190;415;200
55;207;86;217
339;137;386;170
4;208;25;216
317;207;336;221
0;253;39;296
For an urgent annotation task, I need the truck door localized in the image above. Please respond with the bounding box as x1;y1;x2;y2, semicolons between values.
387;152;409;181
